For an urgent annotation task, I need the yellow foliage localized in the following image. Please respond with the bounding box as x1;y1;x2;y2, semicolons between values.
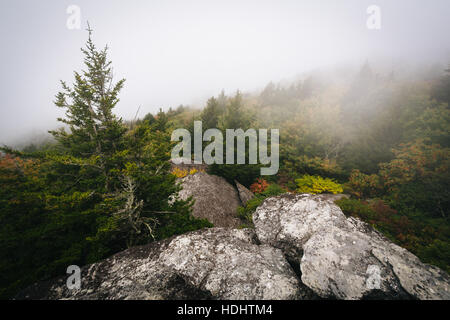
171;167;203;178
295;174;343;194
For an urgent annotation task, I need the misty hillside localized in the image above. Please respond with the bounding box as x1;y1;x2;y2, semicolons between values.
0;1;449;302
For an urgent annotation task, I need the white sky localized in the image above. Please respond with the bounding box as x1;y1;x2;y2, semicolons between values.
0;0;449;145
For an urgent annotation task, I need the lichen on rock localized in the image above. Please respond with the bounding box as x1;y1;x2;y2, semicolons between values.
253;193;450;300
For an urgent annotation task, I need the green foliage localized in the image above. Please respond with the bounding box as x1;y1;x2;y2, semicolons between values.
204;90;261;187
49;28;127;165
431;66;450;105
336;198;410;243
237;183;286;226
336;198;450;273
208;164;260;188
281;155;345;181
156;210;213;240
417;240;450;274
0;31;209;298
336;198;374;219
340;138;450;273
217;91;253;131
295;174;343;194
237;197;264;226
201;97;222;130
261;183;286;197
346;169;383;198
166;64;450;273
2;39;450;299
0;155;106;297
379;140;449;219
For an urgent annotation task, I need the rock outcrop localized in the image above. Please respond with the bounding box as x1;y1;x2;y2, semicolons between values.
16;228;304;300
253;193;450;300
17;193;450;300
176;172;243;228
235;180;255;205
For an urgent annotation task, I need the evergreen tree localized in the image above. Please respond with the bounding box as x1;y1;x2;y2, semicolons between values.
217;89;227;111
0;28;213;298
208;91;260;187
49;25;126;192
218;91;252;130
201;97;221;129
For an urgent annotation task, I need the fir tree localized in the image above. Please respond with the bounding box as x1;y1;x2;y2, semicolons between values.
49;25;126;192
201;97;221;129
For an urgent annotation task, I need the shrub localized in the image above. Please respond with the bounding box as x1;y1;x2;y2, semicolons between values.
295;174;343;194
171;167;201;178
261;183;286;197
336;198;409;236
207;164;260;188
378;140;450;219
237;197;264;226
281;154;345;181
417;240;450;274
237;183;286;227
250;178;269;193
335;198;449;273
154;211;213;240
335;198;376;220
346;169;383;198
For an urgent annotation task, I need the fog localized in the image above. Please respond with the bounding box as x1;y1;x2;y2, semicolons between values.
0;0;449;146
